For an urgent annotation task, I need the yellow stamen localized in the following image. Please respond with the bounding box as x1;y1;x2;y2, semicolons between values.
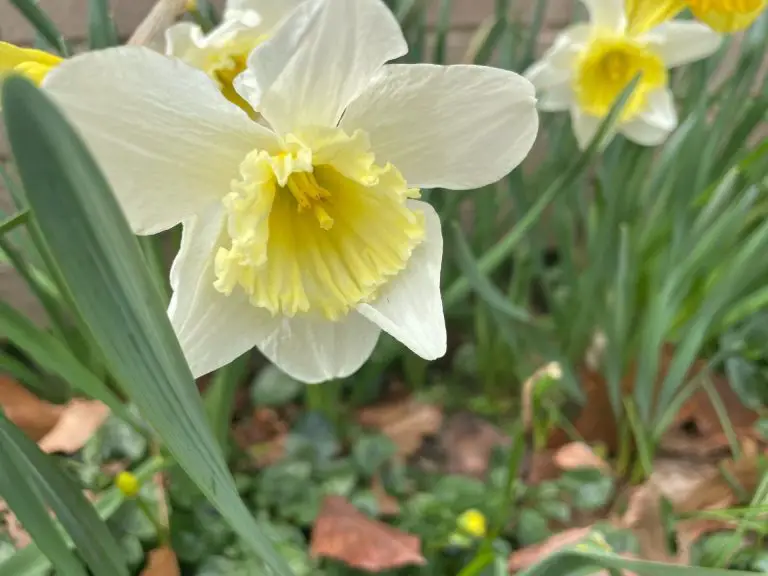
197;35;269;115
214;128;425;321
574;36;667;121
0;41;62;85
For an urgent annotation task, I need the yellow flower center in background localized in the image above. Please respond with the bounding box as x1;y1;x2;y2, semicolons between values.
685;0;766;31
214;128;425;321
574;36;667;120
0;41;62;85
200;36;267;114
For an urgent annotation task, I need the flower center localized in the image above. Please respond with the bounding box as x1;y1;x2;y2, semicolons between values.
201;36;267;115
214;127;425;321
574;36;667;120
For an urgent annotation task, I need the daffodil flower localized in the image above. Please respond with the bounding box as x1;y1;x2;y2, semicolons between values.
43;0;538;383
0;41;62;86
166;0;304;112
625;0;767;35
525;0;721;148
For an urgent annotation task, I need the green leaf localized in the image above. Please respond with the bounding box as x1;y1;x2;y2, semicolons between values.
205;354;249;448
0;411;127;576
442;76;643;309
519;546;756;576
0;300;137;427
352;434;397;477
251;364;303;407
7;0;70;56
0;210;28;236
0;456;164;576
88;0;119;49
0;420;86;576
2;77;292;575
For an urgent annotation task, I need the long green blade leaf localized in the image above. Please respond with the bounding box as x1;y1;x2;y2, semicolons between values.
0;411;127;576
0;456;165;576
88;0;119;49
2;77;292;575
7;0;70;56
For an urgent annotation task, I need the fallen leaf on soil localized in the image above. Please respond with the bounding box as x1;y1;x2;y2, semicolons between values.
508;526;593;572
539;344;761;454
140;546;180;576
0;375;63;441
311;495;425;571
440;412;509;478
621;483;675;563
38;399;110;454
524;450;562;484
553;442;610;473
371;476;400;516
358;398;442;458
0;499;31;548
233;407;289;467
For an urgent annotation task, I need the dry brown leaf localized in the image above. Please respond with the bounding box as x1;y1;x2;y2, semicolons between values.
440;412;509;478
371;476;400;516
0;375;63;441
621;483;675;563
508;527;593;572
38;399;110;454
0;499;31;548
537;344;761;454
310;495;425;571
358;398;442;458
524;450;561;484
140;546;180;576
553;442;610;473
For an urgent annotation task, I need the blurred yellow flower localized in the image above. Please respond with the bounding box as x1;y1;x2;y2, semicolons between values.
116;471;141;498
526;0;721;149
458;509;488;538
0;42;62;86
626;0;767;34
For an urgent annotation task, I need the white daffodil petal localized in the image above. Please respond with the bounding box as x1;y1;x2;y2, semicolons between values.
340;64;538;190
570;107;602;150
644;21;722;68
255;313;381;384
43;47;277;234
168;206;225;326
581;0;626;31
225;0;303;29
619;88;677;146
539;83;574;112
164;22;204;56
357;200;445;360
524;24;589;90
170;223;381;383
242;0;407;134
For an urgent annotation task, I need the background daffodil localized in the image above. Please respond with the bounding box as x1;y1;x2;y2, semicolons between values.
42;0;539;384
525;0;721;149
625;0;767;35
166;0;305;112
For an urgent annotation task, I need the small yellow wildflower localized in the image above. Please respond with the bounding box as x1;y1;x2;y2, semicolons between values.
115;471;141;498
457;509;488;538
626;0;767;34
0;41;62;86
